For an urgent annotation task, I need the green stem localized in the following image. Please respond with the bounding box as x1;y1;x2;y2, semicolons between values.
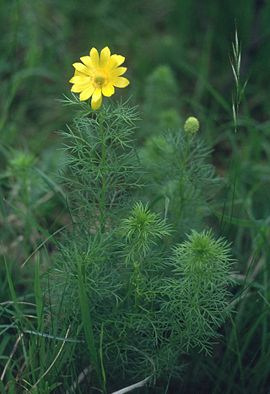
22;173;31;253
176;134;192;222
77;257;106;392
99;113;106;233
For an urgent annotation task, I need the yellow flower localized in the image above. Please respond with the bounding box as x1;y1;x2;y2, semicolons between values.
69;46;130;110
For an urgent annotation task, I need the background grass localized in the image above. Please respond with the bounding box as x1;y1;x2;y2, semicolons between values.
1;0;270;392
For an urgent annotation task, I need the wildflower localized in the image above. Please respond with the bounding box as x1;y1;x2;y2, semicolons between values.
184;116;200;134
69;46;129;110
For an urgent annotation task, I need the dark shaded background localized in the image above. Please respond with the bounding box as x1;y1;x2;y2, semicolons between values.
1;0;270;149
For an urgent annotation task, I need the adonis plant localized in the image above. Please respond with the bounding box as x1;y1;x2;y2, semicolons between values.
3;46;235;393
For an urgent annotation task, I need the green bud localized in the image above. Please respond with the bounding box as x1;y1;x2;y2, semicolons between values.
184;116;200;134
9;151;35;176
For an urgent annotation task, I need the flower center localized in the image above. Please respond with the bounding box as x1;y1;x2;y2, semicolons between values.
94;75;105;87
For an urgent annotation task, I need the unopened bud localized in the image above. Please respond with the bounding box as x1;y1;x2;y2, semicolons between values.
184;116;200;134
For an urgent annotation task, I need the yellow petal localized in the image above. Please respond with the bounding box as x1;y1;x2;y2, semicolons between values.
75;70;85;76
112;77;130;88
72;62;89;74
80;56;93;68
69;75;90;84
110;54;125;68
71;83;90;93
79;86;95;101
91;96;102;110
111;67;127;77
89;47;99;67
100;46;111;67
102;84;115;97
91;88;102;110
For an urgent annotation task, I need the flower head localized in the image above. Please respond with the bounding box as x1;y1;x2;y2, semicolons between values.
184;116;200;134
69;46;130;110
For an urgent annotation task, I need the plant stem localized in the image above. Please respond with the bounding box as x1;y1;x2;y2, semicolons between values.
99;113;106;233
77;255;106;392
22;173;31;253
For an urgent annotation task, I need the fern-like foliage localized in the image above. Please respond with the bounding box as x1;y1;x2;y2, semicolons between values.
121;201;171;261
60;98;141;228
140;130;220;237
160;230;234;355
46;98;234;393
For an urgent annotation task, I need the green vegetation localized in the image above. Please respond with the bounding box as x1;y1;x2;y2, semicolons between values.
1;1;270;393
